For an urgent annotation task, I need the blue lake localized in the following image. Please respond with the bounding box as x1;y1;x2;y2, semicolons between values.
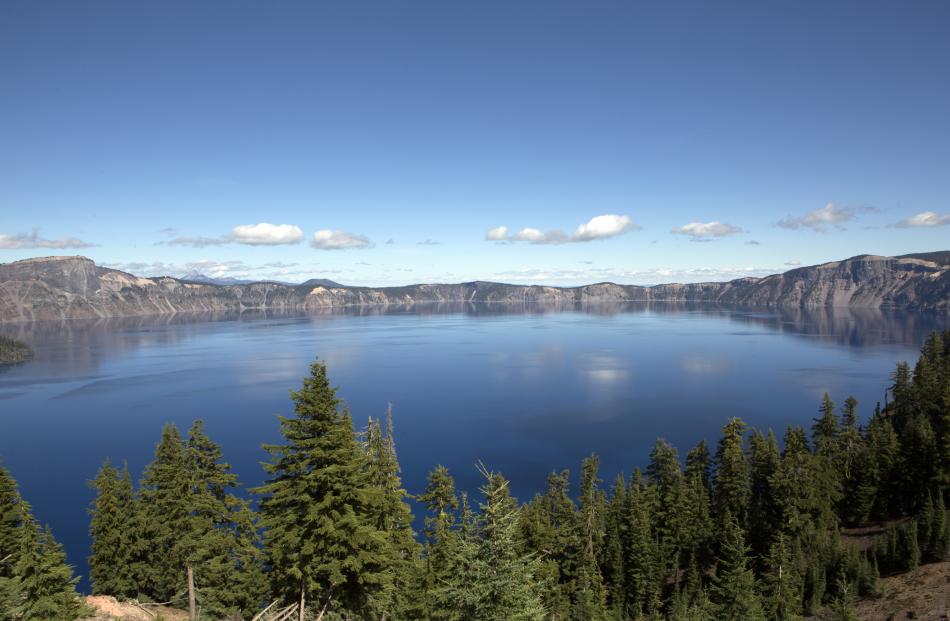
0;303;947;590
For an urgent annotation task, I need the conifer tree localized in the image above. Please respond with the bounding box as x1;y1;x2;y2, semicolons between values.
714;419;751;528
12;525;82;621
364;408;420;618
573;455;609;621
135;423;191;602
181;420;265;620
761;531;803;621
445;467;545;621
709;513;764;621
602;474;627;618
0;464;31;616
418;465;459;621
685;440;712;498
255;360;393;620
748;430;781;565
88;459;136;598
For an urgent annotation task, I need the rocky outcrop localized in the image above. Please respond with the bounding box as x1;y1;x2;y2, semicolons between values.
0;253;947;323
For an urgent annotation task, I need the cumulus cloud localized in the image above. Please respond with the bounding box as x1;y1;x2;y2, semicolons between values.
573;215;636;241
894;211;950;228
0;230;96;249
229;223;304;246
486;214;637;245
777;203;875;232
784;260;801;266
160;223;304;247
485;226;509;241
670;221;742;241
311;229;371;250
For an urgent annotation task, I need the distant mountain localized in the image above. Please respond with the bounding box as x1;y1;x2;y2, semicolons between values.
0;253;947;322
181;272;303;286
299;277;345;289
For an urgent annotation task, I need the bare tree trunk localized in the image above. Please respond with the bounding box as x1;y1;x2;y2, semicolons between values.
187;565;197;621
315;593;331;621
298;582;306;621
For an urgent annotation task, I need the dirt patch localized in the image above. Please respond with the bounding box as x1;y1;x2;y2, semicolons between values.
850;561;950;620
82;595;188;621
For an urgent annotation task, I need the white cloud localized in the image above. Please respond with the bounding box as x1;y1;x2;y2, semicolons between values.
894;211;950;228
784;260;801;266
486;214;637;245
745;240;761;245
670;221;742;241
417;239;440;246
229;223;303;246
777;203;875;231
573;214;636;241
0;230;95;249
485;226;509;241
311;229;371;250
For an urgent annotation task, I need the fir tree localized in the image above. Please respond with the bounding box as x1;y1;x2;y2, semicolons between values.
573;455;609;621
135;423;191;602
255;360;394;620
182;420;265;619
418;465;459;621
364;408;420;618
714;418;751;528
709;513;764;621
445;467;545;621
88;459;136;598
12;525;82;621
0;464;31;616
761;531;802;621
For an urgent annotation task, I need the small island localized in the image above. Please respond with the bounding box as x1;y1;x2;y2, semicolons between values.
0;335;32;364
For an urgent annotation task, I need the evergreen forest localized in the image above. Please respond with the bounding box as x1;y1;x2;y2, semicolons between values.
1;331;949;620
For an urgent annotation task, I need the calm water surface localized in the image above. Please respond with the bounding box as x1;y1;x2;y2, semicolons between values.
0;303;947;590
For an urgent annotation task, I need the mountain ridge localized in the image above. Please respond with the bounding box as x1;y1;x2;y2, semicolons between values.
0;252;947;322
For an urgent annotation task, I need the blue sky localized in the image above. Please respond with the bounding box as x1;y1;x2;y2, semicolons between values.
1;1;948;286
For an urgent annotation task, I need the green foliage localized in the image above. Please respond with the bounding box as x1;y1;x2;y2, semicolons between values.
255;359;394;618
88;459;136;597
0;337;31;365
709;513;764;621
441;467;545;621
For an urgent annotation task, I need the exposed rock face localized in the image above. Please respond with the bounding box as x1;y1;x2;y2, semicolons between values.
0;253;947;323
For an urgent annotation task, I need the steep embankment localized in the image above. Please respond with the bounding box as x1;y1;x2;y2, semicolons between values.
0;253;947;323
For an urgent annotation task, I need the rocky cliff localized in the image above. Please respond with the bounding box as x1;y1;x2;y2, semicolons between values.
0;253;947;323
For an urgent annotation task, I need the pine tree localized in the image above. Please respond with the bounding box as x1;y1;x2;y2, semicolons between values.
761;531;802;621
714;418;751;528
0;463;32;617
602;474;627;619
444;467;545;621
255;359;394;620
573;455;609;621
12;525;82;621
181;420;265;620
685;440;713;499
709;513;764;621
748;430;781;565
363;408;420;618
418;465;459;621
88;458;136;598
135;423;191;603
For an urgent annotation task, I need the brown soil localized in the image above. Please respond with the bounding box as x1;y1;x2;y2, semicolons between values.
848;561;950;621
82;595;189;621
